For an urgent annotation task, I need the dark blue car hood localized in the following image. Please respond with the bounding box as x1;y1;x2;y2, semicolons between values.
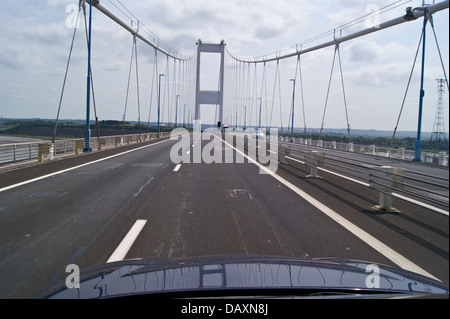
41;255;449;299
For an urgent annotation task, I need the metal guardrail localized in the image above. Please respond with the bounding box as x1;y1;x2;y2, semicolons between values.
0;132;170;165
279;136;449;167
279;139;449;214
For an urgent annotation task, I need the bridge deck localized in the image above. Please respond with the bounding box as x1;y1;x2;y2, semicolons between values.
0;136;448;298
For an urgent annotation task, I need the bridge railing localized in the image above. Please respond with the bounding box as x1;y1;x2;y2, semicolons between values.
278;139;449;214
278;136;449;167
0;132;171;165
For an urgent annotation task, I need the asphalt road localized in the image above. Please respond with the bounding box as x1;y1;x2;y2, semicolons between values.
0;135;448;298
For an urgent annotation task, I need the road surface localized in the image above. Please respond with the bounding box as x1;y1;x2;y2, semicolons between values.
0;135;448;298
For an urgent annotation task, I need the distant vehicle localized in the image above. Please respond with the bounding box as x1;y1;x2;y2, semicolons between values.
41;255;448;299
254;131;265;139
221;124;229;132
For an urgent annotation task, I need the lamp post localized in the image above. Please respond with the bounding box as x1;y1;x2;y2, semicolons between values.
258;97;262;131
290;78;296;143
413;7;428;162
243;106;247;131
175;95;180;128
83;1;94;152
157;74;165;138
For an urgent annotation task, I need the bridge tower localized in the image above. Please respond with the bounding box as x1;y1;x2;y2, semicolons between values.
194;40;225;129
430;79;447;142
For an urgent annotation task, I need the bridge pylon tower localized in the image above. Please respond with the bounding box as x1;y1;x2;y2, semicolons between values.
194;40;225;129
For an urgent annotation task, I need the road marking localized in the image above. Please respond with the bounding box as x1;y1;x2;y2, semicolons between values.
223;139;440;281
0;139;171;193
174;164;182;172
286;156;369;186
107;219;147;263
392;193;449;217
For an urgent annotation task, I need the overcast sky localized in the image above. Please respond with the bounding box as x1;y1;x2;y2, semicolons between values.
0;0;448;133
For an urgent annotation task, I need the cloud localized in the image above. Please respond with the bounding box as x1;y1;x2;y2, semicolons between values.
115;0;318;54
0;0;447;132
344;39;413;63
346;61;415;88
254;15;286;40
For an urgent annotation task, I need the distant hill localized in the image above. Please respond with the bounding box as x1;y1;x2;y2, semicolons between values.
1;118;448;152
290;127;434;139
0;118;439;139
0;118;170;139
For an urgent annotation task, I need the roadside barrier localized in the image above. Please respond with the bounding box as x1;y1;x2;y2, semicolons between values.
0;132;170;165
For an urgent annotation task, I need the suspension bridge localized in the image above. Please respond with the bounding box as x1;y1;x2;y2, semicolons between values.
0;0;448;298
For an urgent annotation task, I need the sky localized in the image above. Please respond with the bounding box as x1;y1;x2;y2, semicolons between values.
0;0;448;134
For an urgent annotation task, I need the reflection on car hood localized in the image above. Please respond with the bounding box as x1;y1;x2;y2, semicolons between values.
41;255;449;299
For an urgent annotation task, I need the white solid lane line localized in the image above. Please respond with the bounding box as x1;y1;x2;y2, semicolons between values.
107;219;147;263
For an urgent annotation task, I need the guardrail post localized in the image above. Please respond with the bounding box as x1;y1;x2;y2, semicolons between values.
399;147;405;159
38;143;50;162
48;143;54;160
305;151;324;178
97;138;105;150
369;166;405;212
438;152;447;166
74;140;84;155
279;145;290;164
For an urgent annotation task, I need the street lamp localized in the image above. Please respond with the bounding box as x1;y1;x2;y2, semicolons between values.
290;79;296;143
83;1;94;153
243;106;247;131
175;95;180;128
258;97;262;131
157;74;165;138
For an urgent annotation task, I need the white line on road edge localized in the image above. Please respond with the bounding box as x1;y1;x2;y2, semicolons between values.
107;219;147;263
174;164;182;172
0;139;171;193
223;139;441;281
286;156;369;186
